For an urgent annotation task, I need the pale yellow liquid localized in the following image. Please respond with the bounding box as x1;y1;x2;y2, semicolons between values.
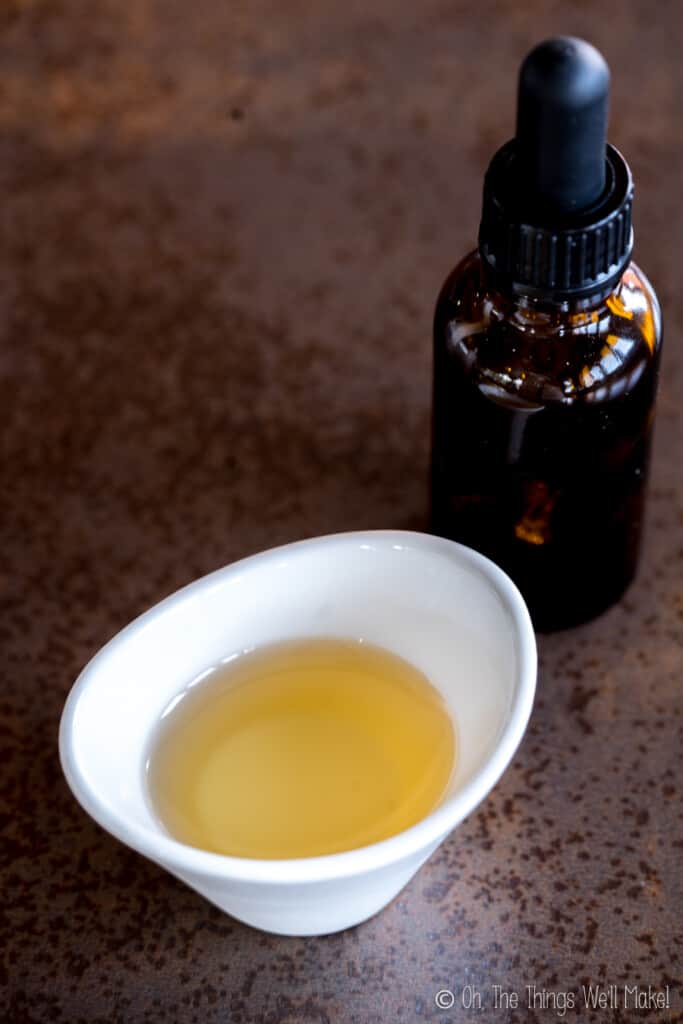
147;637;455;859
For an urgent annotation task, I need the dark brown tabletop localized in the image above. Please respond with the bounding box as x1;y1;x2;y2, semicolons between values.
3;1;682;1021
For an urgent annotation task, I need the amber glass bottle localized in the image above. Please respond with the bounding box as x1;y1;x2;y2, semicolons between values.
430;38;662;631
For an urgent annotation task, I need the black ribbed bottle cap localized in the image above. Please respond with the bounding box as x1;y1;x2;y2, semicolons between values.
478;37;633;300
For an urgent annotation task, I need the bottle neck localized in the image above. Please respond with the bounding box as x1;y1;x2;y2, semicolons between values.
480;258;624;329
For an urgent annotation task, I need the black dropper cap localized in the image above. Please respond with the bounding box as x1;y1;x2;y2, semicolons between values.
479;37;633;299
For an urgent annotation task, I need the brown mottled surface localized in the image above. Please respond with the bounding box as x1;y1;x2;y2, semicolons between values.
2;1;682;1021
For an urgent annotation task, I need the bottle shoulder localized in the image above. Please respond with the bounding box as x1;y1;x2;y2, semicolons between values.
434;252;662;404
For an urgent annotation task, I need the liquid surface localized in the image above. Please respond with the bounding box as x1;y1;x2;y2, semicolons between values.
147;638;455;859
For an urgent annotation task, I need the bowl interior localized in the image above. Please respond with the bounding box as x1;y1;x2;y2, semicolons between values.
62;531;528;854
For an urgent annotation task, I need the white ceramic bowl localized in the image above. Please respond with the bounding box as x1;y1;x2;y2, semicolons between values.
59;530;536;936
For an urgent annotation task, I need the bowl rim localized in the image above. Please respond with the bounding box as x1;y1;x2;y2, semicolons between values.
59;529;537;884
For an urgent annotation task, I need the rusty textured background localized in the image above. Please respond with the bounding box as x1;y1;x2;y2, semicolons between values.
2;1;682;1021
